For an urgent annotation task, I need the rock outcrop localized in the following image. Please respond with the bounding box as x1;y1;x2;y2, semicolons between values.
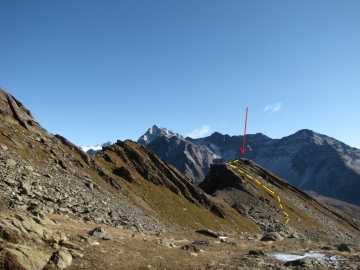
0;211;84;269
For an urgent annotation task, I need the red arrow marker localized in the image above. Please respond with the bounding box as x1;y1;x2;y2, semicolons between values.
240;107;248;154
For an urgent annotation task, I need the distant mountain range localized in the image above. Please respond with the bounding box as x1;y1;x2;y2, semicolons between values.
80;141;113;155
137;125;360;207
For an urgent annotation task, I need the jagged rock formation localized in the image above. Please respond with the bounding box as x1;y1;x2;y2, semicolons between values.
138;125;360;207
0;89;49;135
138;124;183;146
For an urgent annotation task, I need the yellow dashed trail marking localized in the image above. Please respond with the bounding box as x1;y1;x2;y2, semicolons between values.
228;160;290;224
262;185;275;194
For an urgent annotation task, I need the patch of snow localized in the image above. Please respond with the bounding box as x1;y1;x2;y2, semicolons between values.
270;252;341;262
81;145;102;152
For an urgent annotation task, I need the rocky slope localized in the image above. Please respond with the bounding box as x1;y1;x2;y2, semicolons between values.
200;157;360;244
3;208;360;270
0;89;166;232
1;88;360;269
0;88;251;232
305;190;360;221
138;126;360;207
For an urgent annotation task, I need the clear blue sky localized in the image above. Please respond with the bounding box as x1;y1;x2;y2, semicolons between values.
1;1;360;148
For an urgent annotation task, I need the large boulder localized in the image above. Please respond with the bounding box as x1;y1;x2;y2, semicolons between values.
48;249;72;269
260;232;284;241
88;227;112;240
337;243;352;252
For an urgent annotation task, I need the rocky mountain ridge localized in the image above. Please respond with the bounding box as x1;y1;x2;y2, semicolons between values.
138;125;360;207
0;87;255;232
1;88;360;269
141;134;221;185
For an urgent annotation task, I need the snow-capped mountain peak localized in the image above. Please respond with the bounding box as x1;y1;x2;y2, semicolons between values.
80;141;113;153
138;124;183;146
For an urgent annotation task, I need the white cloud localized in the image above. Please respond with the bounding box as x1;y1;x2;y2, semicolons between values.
273;103;282;112
264;103;283;113
186;125;211;138
264;105;272;112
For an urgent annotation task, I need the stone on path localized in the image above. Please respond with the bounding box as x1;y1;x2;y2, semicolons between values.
195;229;218;238
249;249;265;255
337;243;352;252
260;232;284;241
88;227;112;240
